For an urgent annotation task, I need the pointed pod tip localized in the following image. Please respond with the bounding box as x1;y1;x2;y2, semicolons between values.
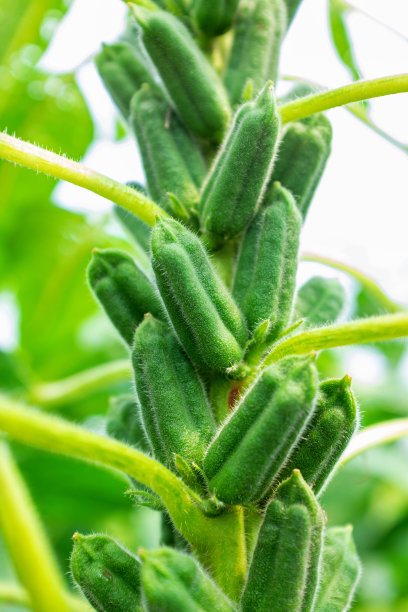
72;532;83;542
343;374;352;387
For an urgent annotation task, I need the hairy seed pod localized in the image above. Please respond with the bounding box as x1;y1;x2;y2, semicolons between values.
71;533;142;612
267;113;332;219
192;0;240;37
88;249;164;346
95;41;160;119
113;183;151;256
140;548;236;611
272;376;359;495
132;7;231;141
130;86;203;212
203;355;318;504
107;394;150;452
315;526;361;612
232;183;301;338
293;276;346;329
224;0;287;106
200;83;280;239
151;217;248;372
132;315;216;467
241;471;324;612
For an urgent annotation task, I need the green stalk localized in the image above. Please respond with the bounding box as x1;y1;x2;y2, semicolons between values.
301;252;403;313
0;582;94;612
29;359;132;408
0;395;246;600
264;313;408;365
0;132;167;226
280;74;408;123
341;418;408;464
0;441;70;612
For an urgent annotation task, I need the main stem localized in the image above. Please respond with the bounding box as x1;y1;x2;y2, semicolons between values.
0;132;166;226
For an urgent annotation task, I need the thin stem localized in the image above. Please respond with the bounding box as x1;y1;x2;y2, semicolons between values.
29;359;132;408
264;313;408;365
0;132;167;226
0;395;246;600
301;252;404;313
341;418;408;464
0;582;94;612
0;441;70;612
279;74;408;123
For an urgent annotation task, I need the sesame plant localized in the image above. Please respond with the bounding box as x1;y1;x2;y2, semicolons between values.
0;1;408;611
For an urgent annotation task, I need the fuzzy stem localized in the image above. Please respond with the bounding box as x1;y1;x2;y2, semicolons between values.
341;418;408;464
279;74;408;123
301;252;403;313
264;313;408;365
0;441;70;612
29;359;132;408
0;132;167;226
0;396;246;600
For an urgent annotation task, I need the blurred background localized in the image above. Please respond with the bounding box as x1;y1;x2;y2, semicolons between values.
0;0;407;610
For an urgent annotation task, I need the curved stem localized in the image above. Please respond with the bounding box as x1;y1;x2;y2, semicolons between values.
0;395;247;600
0;441;70;612
29;359;132;408
301;252;404;313
341;418;408;464
0;582;94;612
279;74;408;123
0;132;167;226
264;313;408;365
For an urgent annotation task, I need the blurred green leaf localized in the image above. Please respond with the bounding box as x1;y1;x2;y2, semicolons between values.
328;0;362;81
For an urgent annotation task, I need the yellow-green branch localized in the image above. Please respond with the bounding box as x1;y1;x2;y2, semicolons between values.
0;441;70;612
342;418;408;464
0;582;94;612
29;359;132;408
264;313;408;365
280;74;408;123
0;132;166;226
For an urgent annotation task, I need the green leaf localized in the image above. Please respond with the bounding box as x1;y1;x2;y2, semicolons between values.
328;0;361;81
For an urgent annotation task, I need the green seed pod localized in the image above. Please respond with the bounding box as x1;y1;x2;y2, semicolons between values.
71;533;142;612
267;113;332;219
293;276;346;329
200;83;280;239
315;526;361;612
95;41;160;119
274;376;358;495
192;0;240;37
241;471;324;612
114;185;151;256
131;7;231;140
224;0;287;106
140;548;236;611
107;394;150;452
132;315;216;466
151;217;248;372
232;183;301;338
88;248;164;346
203;355;318;504
130;86;203;212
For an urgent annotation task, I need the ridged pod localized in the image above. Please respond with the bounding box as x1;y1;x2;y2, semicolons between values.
132;315;216;467
88;249;164;346
192;0;240;37
106;394;150;452
71;533;142;612
132;7;231;140
130;86;202;212
140;548;236;611
224;0;287;106
200;83;280;239
241;471;324;612
315;526;361;612
267;113;332;218
272;376;359;495
151;217;248;372
203;355;318;504
232;183;301;338
95;41;160;119
293;276;346;329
